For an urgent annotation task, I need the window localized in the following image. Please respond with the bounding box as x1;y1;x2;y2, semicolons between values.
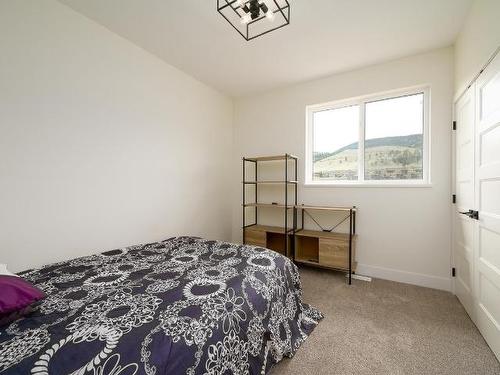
306;87;429;185
313;105;359;181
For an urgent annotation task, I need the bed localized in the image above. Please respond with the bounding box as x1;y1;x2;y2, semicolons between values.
0;236;322;374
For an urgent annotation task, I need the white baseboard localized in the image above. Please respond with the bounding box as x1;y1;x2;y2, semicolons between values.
346;273;372;282
356;263;452;292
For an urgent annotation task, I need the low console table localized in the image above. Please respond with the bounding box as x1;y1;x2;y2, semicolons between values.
294;205;357;284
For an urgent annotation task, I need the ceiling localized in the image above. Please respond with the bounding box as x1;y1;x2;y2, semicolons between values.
58;0;472;97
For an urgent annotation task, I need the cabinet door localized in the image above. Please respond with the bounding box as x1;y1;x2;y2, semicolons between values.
244;229;266;247
319;237;350;269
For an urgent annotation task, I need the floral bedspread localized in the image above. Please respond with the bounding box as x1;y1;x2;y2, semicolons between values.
0;237;323;374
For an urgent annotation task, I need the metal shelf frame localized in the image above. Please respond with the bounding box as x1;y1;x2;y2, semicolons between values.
242;154;298;258
242;155;357;285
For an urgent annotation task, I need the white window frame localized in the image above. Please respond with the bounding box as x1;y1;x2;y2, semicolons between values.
305;85;431;187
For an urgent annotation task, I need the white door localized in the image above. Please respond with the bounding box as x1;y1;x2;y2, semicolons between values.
474;53;500;361
454;87;476;320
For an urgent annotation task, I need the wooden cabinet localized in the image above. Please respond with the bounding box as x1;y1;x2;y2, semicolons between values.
319;236;356;270
244;227;266;247
244;225;291;256
295;230;357;271
247;226;357;272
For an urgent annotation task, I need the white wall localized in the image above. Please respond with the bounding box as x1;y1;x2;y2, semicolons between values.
0;0;233;272
233;48;454;291
454;0;500;97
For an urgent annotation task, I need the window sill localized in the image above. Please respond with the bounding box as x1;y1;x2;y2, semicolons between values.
304;182;433;188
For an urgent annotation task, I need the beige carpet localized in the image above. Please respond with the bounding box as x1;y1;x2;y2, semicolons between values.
272;267;500;375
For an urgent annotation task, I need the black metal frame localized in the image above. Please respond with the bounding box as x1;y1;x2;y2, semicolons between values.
296;206;357;284
243;154;357;285
217;0;291;41
242;154;298;258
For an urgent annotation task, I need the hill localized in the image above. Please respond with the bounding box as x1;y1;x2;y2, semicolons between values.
313;134;423;180
313;134;422;163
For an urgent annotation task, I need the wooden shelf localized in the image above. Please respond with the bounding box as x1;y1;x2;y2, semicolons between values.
244;224;293;234
295;229;356;240
295;204;357;212
243;203;356;212
243;180;298;184
244;224;293;257
295;258;358;272
244;154;298;162
243;203;294;209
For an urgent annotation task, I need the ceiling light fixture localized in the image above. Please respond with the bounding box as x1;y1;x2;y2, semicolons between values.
217;0;290;41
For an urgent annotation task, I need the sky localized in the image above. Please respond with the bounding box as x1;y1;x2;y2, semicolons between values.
313;93;424;153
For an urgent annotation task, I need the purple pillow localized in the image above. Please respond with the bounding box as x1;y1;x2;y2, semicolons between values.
0;305;39;326
0;275;45;316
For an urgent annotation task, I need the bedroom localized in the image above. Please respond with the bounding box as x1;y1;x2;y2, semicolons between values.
0;0;499;374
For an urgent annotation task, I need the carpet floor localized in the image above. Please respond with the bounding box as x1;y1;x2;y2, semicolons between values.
272;267;500;375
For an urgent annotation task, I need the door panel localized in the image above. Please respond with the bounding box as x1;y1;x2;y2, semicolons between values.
479;67;500;120
480;124;500;165
479;227;500;271
480;179;500;215
479;273;500;325
475;53;500;361
454;88;476;319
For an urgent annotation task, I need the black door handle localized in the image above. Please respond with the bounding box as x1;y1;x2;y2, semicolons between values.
459;209;479;220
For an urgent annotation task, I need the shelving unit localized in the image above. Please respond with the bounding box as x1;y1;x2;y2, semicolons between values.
243;203;294;209
242;154;357;284
242;154;298;258
294;205;357;284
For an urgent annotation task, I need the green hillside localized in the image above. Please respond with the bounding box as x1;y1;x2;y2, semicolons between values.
313;134;423;180
313;134;422;162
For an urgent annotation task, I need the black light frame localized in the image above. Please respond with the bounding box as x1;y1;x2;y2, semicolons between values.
217;0;290;41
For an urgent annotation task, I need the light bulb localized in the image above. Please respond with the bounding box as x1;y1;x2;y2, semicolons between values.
241;14;251;24
266;10;275;20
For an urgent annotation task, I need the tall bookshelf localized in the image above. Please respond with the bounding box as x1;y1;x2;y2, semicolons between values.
242;154;298;258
